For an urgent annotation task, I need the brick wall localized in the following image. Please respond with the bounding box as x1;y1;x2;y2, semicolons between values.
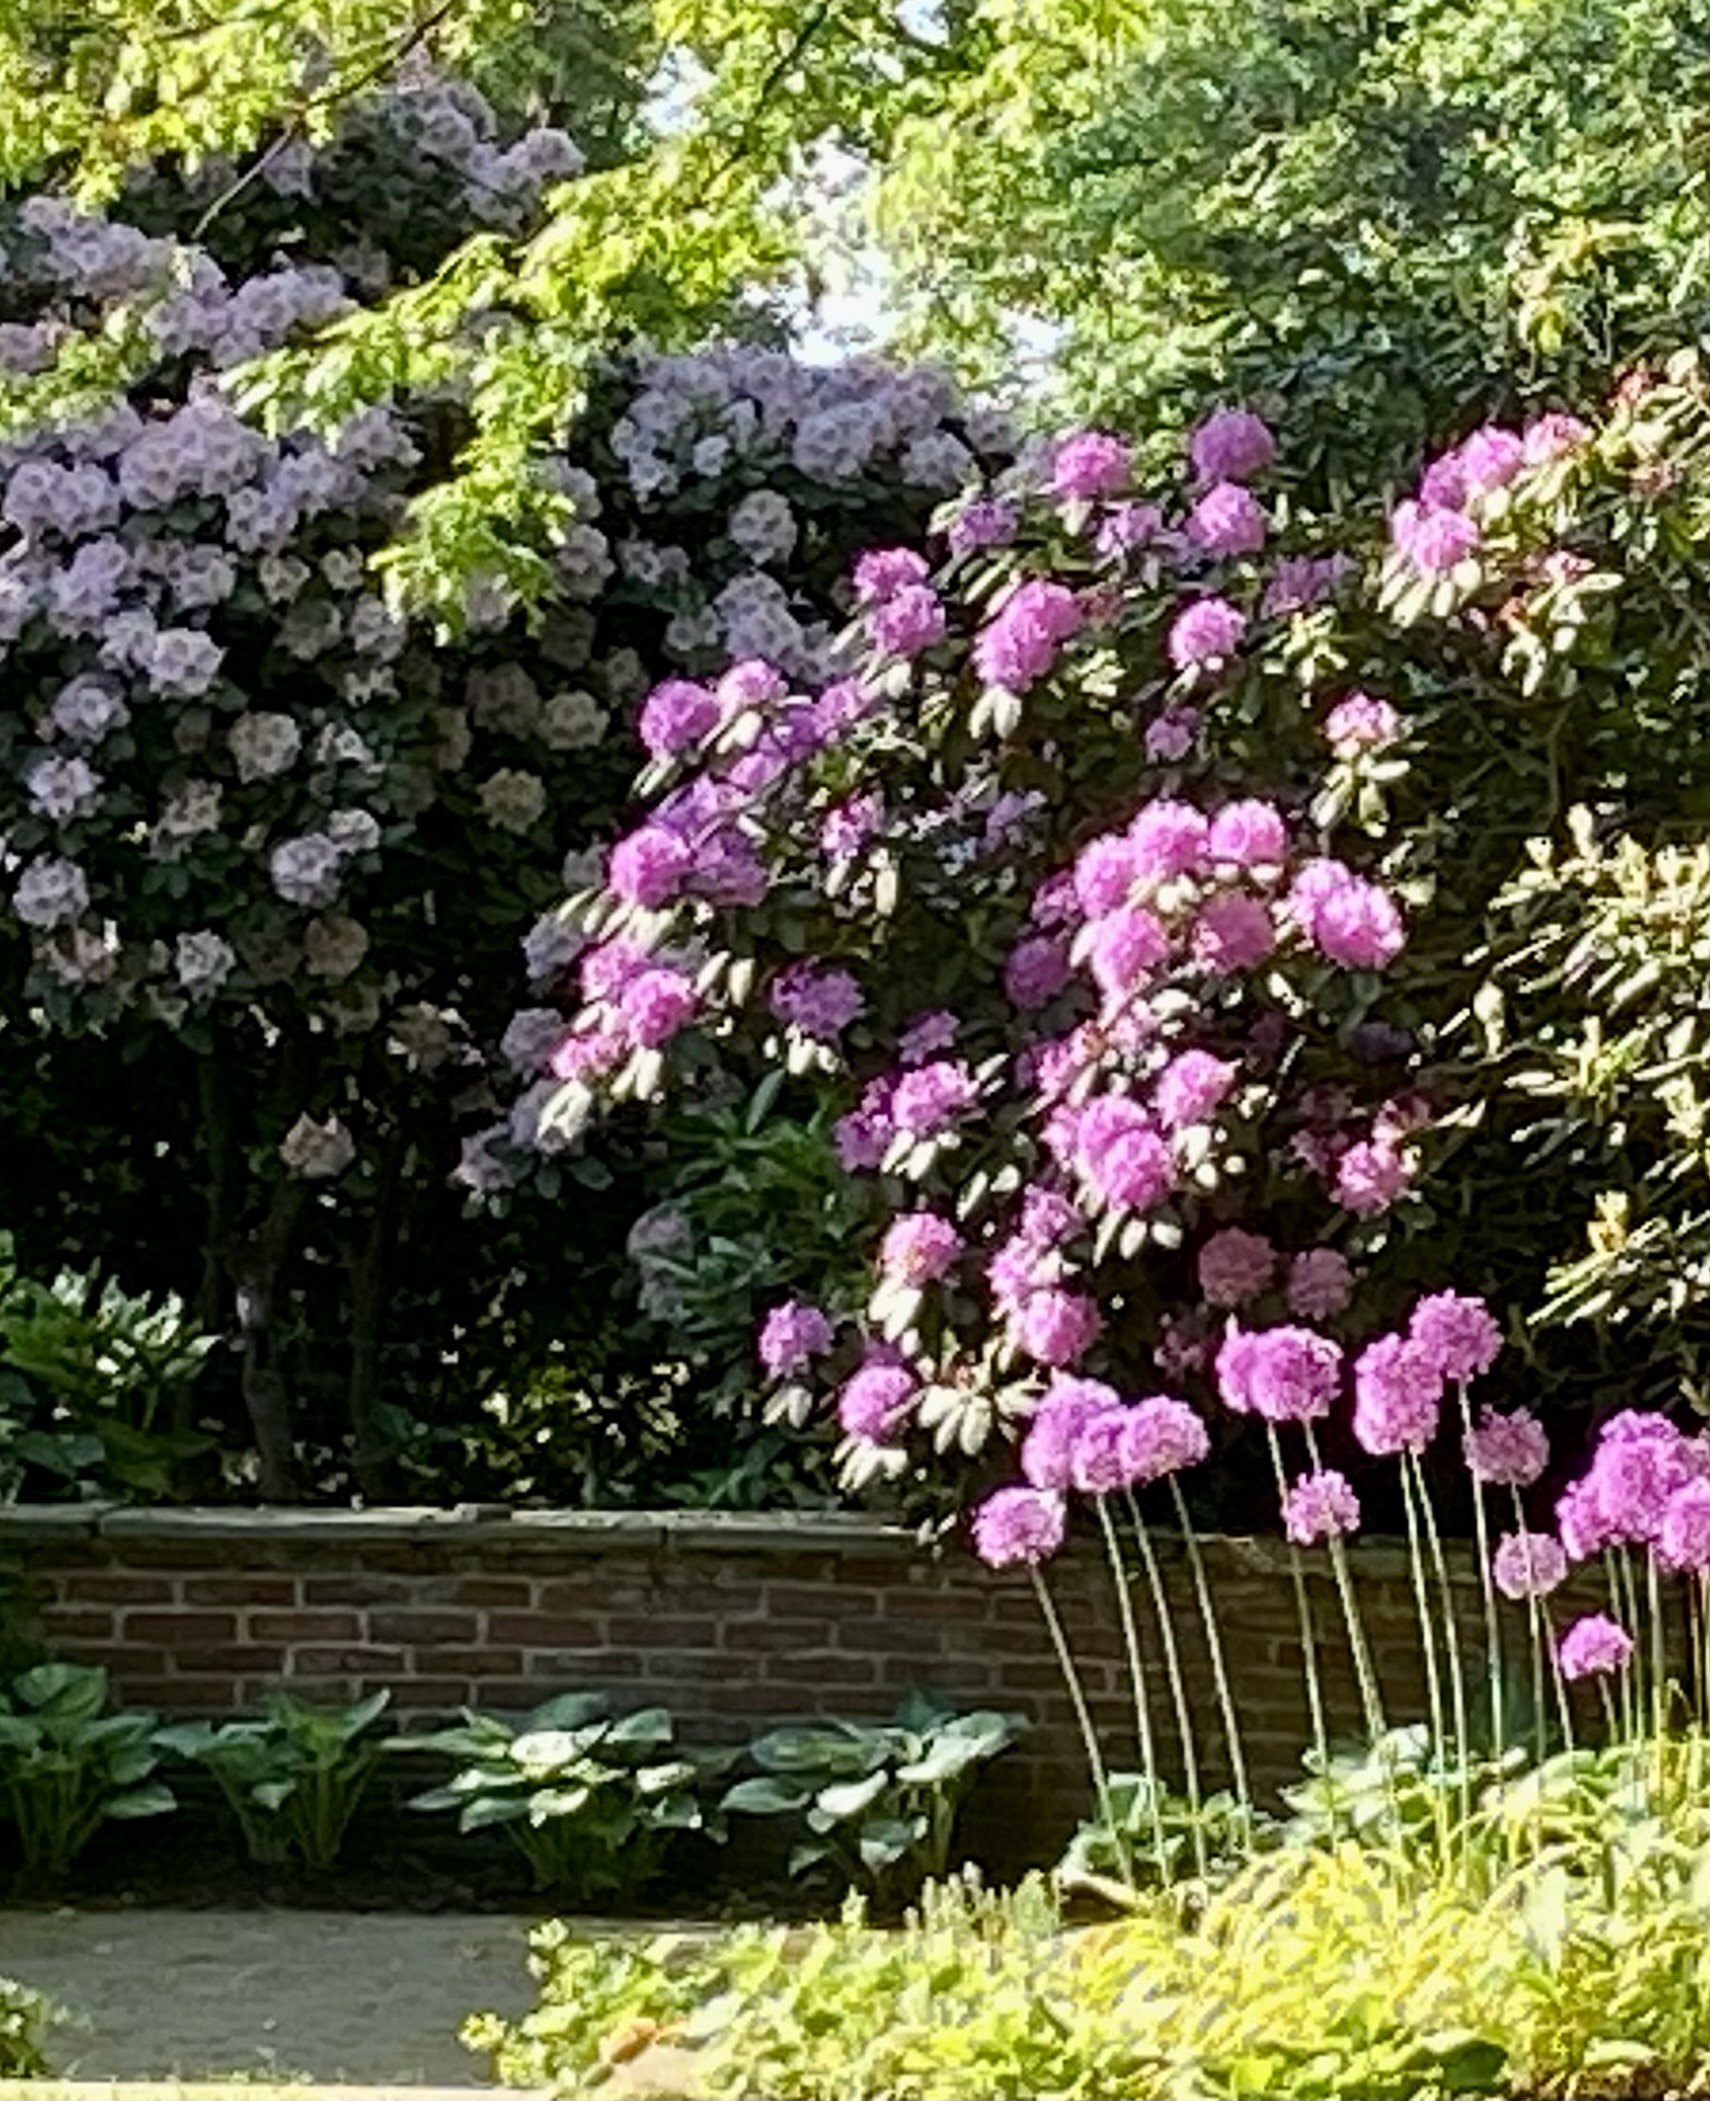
0;1506;1595;1867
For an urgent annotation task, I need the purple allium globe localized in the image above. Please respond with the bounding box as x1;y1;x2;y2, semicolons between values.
1282;1469;1361;1546
1659;1481;1710;1572
1197;1227;1276;1309
1351;1334;1443;1455
1463;1406;1548;1488
1410;1292;1503;1385
1216;1325;1343;1424
972;1486;1066;1569
1557;1613;1634;1681
1491;1531;1569;1601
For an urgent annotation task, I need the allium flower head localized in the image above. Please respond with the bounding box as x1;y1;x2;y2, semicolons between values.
1581;1415;1695;1546
1660;1481;1710;1573
1463;1407;1548;1487
1189;408;1276;485
1492;1531;1568;1600
1068;1405;1139;1495
1197;1228;1276;1309
1558;1613;1634;1681
1283;1469;1361;1546
1052;430;1131;501
1352;1334;1443;1455
880;1211;963;1287
1217;1326;1343;1423
1167;596;1246;670
1411;1293;1502;1385
1286;1249;1355;1321
1120;1396;1210;1484
972;1485;1065;1569
758;1300;833;1379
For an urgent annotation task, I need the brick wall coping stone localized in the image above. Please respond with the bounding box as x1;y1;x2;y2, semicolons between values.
0;1503;1483;1581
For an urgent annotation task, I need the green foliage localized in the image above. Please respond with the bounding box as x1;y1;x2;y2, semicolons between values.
0;1234;215;1501
403;1691;729;1898
157;1689;389;1870
1057;1772;1258;1894
0;1973;54;2078
0;1662;174;1878
472;1798;1710;2100
722;1695;1022;1901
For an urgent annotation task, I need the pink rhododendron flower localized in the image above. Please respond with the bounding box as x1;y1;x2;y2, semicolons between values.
1076;1095;1174;1213
1335;1139;1413;1216
1390;500;1480;574
1312;879;1406;970
870;582;946;656
608;825;692;908
1154;1049;1236;1131
852;546;930;605
1167;596;1246;669
1074;833;1141;916
1129;800;1211;882
838;1362;916;1443
769;962;865;1042
947;498;1017;552
1193;893;1274;974
1087;907;1170;1004
1005;932;1072;1010
1207;799;1287;869
880;1211;962;1286
1013;1288;1103;1367
890;1059;979;1137
638;677;718;759
974;578;1081;690
758;1300;833;1379
1324;692;1402;754
1052;430;1131;500
898;1010;959;1065
617;967;698;1048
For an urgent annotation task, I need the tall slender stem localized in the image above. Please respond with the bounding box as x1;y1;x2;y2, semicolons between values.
1126;1493;1206;1880
1508;1487;1549;1766
1168;1476;1253;1830
1303;1424;1387;1746
1410;1450;1471;1835
1645;1551;1666;1801
1457;1388;1505;1763
1093;1499;1170;1881
1030;1566;1129;1882
1399;1452;1452;1866
1265;1425;1333;1826
1615;1550;1641;1747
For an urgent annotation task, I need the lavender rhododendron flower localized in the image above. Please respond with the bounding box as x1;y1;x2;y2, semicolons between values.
1074;833;1141;916
947;498;1017;552
1311;879;1407;970
1194;892;1274;974
870;582;946;657
1129;800;1210;882
617;967;698;1048
1086;907;1170;1004
1189;408;1275;485
891;1058;979;1137
1154;1050;1236;1131
1324;692;1403;755
638;678;718;759
853;546;931;605
1186;482;1267;556
1012;1288;1102;1367
1335;1139;1413;1217
1391;500;1481;574
1463;1407;1548;1487
1075;1095;1174;1214
1558;1613;1634;1681
972;1486;1065;1569
1005;933;1072;1009
769;963;865;1042
1207;799;1286;869
1492;1531;1568;1601
837;1363;917;1443
758;1300;833;1379
608;825;692;908
1217;1325;1343;1423
898;1010;959;1065
1283;1469;1361;1546
1352;1334;1443;1455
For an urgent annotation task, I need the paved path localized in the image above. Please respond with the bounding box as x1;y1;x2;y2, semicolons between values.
0;1910;542;2086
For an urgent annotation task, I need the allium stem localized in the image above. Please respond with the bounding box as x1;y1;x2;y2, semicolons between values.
1645;1550;1666;1800
1303;1423;1387;1746
1409;1450;1471;1837
1456;1386;1505;1764
1093;1498;1170;1881
1125;1493;1206;1880
1508;1486;1549;1767
1614;1550;1640;1746
1265;1425;1333;1830
1030;1564;1130;1883
1168;1475;1253;1831
1398;1451;1452;1865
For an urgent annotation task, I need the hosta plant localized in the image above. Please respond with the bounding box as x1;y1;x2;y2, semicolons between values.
157;1689;389;1871
0;1662;174;1877
721;1693;1023;1900
402;1692;729;1899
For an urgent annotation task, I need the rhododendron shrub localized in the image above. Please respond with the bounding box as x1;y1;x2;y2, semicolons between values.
0;72;1014;1504
519;413;1442;1514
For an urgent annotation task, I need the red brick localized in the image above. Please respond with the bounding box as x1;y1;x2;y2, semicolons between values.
302;1575;417;1606
532;1580;606;1613
357;1676;468;1708
604;1617;721;1649
181;1576;298;1606
287;1645;407;1674
249;1610;364;1642
366;1609;480;1646
60;1573;175;1604
486;1612;604;1647
762;1583;871;1620
414;1646;522;1677
121;1612;237;1645
167;1646;283;1675
38;1607;122;1641
454;1577;534;1608
759;1652;877;1686
525;1651;643;1680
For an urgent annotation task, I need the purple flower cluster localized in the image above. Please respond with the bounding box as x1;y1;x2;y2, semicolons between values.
1283;1468;1361;1546
1491;1530;1568;1601
880;1211;962;1286
769;962;865;1042
972;1485;1065;1569
758;1299;834;1379
1217;1325;1343;1423
1557;1613;1634;1681
974;578;1082;691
